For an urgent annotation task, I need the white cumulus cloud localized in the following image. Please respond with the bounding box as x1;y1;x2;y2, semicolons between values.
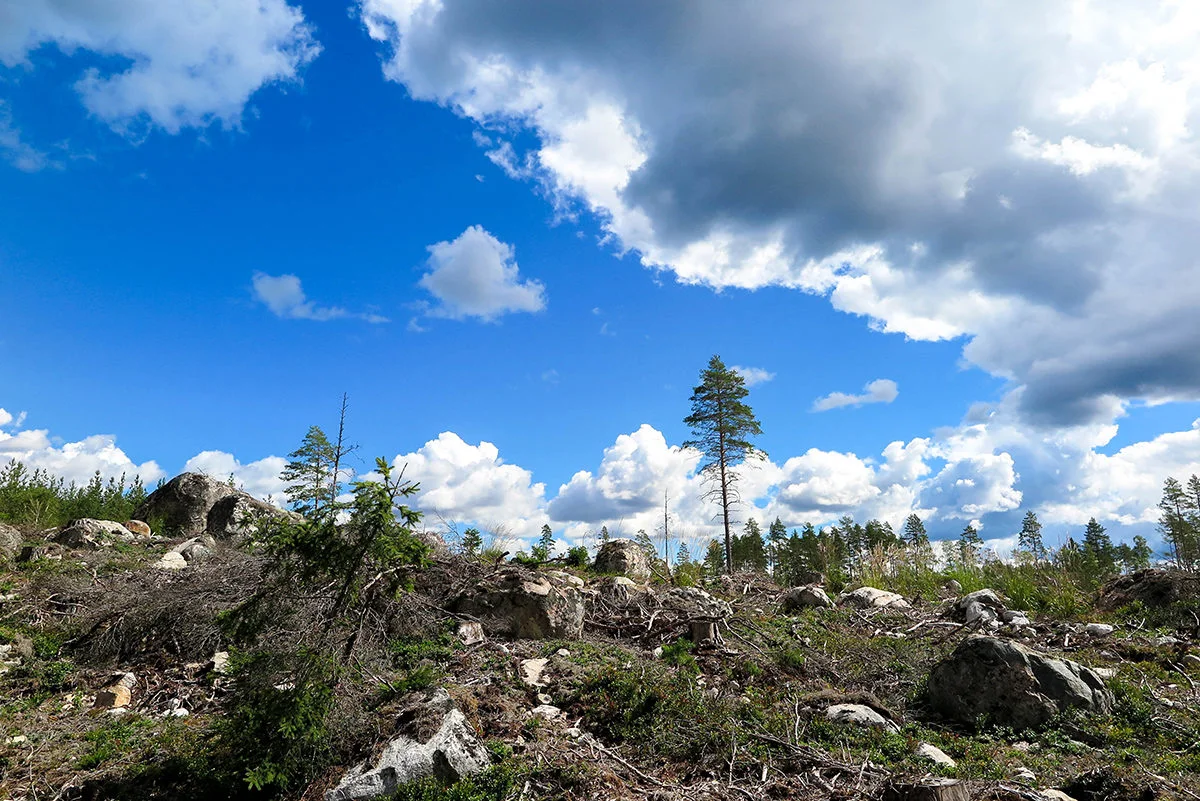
812;379;899;412
731;366;775;387
418;226;546;322
252;273;388;323
0;0;320;133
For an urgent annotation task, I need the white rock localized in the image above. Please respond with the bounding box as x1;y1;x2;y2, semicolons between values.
456;621;486;647
838;587;910;610
555;648;570;658
210;651;230;674
6;735;27;745
519;658;549;687
1015;767;1036;782
325;689;489;801
824;703;898;731
916;742;956;767
155;551;188;571
531;704;561;720
1085;623;1115;637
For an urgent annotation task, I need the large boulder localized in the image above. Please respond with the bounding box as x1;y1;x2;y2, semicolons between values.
593;538;651;581
450;567;585;639
0;523;21;558
782;585;833;612
205;493;298;541
52;519;139;550
839;586;910;610
133;473;241;538
1097;569;1200;611
927;636;1113;730
325;688;489;801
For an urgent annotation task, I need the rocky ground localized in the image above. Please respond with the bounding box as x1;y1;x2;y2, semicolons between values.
0;474;1198;801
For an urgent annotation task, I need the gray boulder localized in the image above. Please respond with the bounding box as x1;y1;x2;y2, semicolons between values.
325;688;489;801
450;567;585;639
593;538;651;581
839;586;910;610
133;473;241;537
927;636;1113;730
0;523;21;558
781;585;833;612
205;493;298;541
825;703;899;731
53;519;138;550
953;589;1006;625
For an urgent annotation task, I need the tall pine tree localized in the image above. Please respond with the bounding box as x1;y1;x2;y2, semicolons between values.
683;355;764;574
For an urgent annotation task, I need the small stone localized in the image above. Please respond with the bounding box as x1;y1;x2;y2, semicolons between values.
565;727;583;739
825;703;898;731
1093;667;1118;680
155;551;188;571
1085;623;1115;637
915;742;956;767
1014;767;1036;783
210;651;230;675
536;693;552;705
519;658;549;687
555;648;570;658
531;704;561;720
457;621;486;646
1041;791;1079;801
652;646;664;659
6;735;27;745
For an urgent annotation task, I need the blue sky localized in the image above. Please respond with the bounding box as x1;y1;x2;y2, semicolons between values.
3;0;1200;556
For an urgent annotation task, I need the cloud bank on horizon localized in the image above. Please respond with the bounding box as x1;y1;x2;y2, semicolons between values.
5;405;1200;559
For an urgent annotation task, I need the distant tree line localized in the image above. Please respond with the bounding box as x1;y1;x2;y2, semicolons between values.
0;461;149;529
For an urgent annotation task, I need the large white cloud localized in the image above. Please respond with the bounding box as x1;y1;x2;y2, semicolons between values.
390;431;548;538
4;402;1194;552
182;451;289;502
1;0;319;132
361;0;1200;427
0;410;163;487
418;226;547;322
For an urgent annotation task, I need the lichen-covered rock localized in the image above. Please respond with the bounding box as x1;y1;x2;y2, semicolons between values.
593;538;651;580
53;519;137;550
927;636;1113;730
133;473;241;538
205;493;298;541
0;523;21;558
825;703;898;731
953;589;1007;625
839;586;910;610
781;585;833;612
325;688;489;801
450;567;584;639
593;575;638;603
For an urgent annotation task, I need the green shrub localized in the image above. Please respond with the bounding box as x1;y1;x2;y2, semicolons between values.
216;650;336;792
659;638;698;674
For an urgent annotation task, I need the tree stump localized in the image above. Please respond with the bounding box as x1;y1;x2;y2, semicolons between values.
881;779;970;801
689;619;719;644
